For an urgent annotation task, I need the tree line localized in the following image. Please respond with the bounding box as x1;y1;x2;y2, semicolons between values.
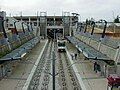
114;15;120;23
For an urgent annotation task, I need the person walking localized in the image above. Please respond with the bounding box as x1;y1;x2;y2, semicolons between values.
77;49;80;54
71;53;74;60
94;62;98;73
75;53;77;60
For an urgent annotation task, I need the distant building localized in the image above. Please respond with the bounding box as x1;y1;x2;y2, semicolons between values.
14;12;78;37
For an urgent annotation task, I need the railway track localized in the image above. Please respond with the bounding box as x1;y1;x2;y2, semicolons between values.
27;40;81;90
39;40;53;90
57;52;81;90
28;40;53;90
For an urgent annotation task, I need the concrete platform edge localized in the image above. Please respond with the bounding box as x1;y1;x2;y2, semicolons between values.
66;47;87;90
22;39;49;90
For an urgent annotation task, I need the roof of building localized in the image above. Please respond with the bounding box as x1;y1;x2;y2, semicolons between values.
7;17;27;29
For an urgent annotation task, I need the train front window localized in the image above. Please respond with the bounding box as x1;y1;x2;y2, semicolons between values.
58;42;65;47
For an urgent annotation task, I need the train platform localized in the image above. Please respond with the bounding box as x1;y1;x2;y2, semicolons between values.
0;39;47;90
66;42;108;90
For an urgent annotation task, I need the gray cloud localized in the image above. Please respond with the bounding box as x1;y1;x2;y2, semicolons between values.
1;0;120;21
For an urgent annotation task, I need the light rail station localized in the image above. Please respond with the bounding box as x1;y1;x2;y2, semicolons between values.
0;11;120;90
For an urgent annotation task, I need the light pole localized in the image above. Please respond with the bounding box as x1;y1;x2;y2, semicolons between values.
0;17;11;50
87;21;95;44
14;21;21;44
21;22;25;33
79;22;83;32
99;19;107;39
52;29;56;90
79;14;81;22
24;23;30;32
71;13;79;25
52;50;56;90
71;13;79;36
0;17;8;38
97;19;107;51
84;19;88;33
30;22;34;31
91;21;95;35
14;21;19;35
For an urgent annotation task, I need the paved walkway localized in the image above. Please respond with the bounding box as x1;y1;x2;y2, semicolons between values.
66;42;108;90
0;39;47;90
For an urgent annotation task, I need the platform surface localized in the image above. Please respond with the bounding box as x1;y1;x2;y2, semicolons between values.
0;40;47;90
66;42;119;90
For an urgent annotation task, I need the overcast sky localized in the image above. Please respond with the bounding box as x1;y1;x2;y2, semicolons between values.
0;0;120;21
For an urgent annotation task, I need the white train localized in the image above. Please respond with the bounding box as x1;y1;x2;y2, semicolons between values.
57;39;66;52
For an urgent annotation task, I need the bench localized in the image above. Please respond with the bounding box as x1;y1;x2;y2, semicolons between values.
75;31;120;61
0;27;40;78
72;24;120;76
66;36;115;65
0;26;39;62
76;31;119;49
0;37;39;61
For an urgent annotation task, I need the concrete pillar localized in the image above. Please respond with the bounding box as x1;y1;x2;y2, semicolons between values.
29;17;31;26
97;38;103;51
114;45;120;75
114;45;120;64
0;65;3;78
37;17;39;27
117;65;120;75
6;38;12;50
88;37;91;45
97;61;106;77
69;17;72;36
40;12;47;37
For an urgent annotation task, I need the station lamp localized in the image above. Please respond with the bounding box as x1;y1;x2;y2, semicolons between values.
72;13;79;25
21;22;25;33
0;17;11;50
24;22;30;32
14;20;19;35
79;22;82;32
91;21;95;35
84;19;88;33
99;19;107;38
0;17;8;38
30;22;33;31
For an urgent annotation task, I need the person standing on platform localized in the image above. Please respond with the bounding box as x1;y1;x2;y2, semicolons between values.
71;53;74;60
75;53;77;60
94;62;98;73
77;49;80;54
